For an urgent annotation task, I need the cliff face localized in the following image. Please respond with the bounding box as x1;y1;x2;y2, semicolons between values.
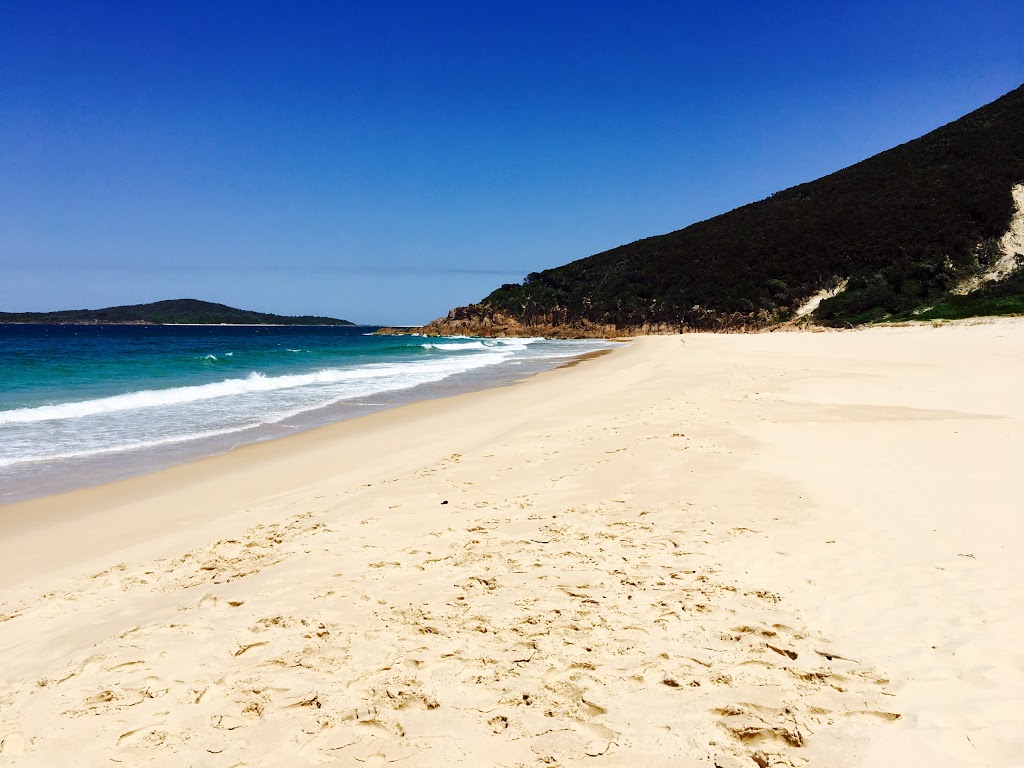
378;303;781;338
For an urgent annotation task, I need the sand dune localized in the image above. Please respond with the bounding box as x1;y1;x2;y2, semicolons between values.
1;320;1021;767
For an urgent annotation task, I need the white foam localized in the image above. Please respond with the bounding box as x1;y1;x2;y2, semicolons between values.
422;337;540;352
0;424;261;468
422;341;491;350
0;350;517;426
0;336;601;473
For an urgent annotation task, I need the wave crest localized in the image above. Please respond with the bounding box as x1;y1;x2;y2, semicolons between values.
0;344;529;426
421;337;539;352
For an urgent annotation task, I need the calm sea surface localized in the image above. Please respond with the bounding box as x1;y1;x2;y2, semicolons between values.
0;325;615;502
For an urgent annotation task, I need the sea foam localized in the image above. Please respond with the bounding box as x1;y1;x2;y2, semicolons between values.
0;345;523;426
0;329;609;480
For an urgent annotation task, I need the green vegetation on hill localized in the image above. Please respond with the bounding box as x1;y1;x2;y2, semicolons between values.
884;264;1024;322
479;85;1024;329
0;299;354;326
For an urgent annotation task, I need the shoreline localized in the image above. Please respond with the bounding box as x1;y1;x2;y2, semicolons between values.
0;322;1021;766
0;341;626;583
0;336;615;505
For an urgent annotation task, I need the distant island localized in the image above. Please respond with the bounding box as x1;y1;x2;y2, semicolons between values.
412;84;1024;337
0;299;355;326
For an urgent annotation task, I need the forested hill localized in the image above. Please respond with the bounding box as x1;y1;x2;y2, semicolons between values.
439;84;1024;333
0;299;354;326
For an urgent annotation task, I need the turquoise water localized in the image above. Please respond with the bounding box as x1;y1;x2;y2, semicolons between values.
0;325;613;501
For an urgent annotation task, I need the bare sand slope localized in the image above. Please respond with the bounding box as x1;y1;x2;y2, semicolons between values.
0;320;1021;767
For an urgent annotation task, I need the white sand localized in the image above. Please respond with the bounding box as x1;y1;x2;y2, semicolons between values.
0;320;1021;767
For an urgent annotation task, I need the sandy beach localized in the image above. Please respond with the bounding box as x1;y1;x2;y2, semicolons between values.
0;320;1021;767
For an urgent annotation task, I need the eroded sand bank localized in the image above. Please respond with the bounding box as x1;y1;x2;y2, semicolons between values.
1;320;1021;767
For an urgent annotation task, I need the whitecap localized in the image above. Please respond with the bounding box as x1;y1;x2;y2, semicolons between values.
0;350;521;426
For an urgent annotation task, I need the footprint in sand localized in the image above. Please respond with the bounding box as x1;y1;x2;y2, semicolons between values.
211;714;245;731
327;737;414;767
115;724;170;750
0;732;27;756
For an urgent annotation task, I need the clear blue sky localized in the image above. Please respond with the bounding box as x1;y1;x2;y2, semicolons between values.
2;1;1022;324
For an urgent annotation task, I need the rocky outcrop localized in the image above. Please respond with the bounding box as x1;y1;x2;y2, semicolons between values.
376;303;781;338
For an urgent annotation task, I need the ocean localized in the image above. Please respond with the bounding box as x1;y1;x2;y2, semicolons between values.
0;324;615;503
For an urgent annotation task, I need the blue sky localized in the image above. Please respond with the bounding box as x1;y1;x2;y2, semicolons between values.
2;1;1022;324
